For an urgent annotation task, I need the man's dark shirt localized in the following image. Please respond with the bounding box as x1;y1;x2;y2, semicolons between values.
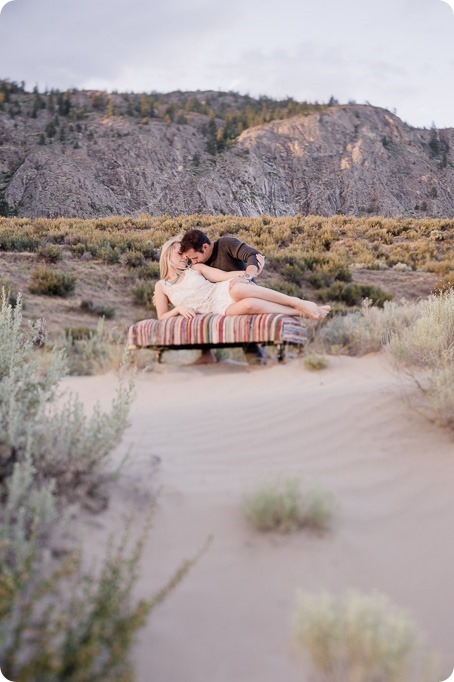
204;236;260;272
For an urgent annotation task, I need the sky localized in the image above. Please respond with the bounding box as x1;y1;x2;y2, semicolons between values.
0;0;453;129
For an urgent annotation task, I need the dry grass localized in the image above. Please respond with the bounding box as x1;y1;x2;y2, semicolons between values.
293;589;440;682
241;476;336;533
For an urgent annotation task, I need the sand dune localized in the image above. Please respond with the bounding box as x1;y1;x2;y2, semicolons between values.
68;353;454;681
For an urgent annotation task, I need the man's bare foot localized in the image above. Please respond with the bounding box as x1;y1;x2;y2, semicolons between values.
193;349;218;364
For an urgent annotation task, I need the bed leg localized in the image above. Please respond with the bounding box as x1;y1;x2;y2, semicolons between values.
277;343;285;363
156;349;164;364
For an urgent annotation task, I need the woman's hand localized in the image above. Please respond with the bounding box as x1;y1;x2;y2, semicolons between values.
176;305;197;319
256;254;265;275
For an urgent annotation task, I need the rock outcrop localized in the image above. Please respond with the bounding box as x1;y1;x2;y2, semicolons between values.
1;94;453;218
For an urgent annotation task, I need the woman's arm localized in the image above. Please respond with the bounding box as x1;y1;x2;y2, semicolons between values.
192;263;245;282
154;281;196;320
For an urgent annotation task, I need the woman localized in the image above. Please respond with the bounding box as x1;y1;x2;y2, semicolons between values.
154;237;331;321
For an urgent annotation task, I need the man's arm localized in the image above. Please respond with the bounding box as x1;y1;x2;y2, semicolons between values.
222;237;264;277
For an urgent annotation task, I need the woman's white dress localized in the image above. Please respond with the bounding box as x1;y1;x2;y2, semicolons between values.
162;268;234;315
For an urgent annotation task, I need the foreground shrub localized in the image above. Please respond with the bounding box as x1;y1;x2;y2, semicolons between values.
317;299;421;355
387;290;454;427
293;590;439;682
0;291;201;680
1;506;204;682
241;476;336;533
29;267;76;296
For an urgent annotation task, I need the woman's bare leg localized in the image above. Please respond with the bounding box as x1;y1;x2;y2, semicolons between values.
228;283;330;319
225;298;309;316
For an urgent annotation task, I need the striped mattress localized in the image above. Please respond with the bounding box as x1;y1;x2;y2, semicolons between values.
128;314;307;349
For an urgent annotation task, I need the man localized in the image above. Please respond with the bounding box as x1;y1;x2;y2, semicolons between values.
179;229;267;363
179;229;263;281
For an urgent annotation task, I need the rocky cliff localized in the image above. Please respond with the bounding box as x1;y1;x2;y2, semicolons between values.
0;88;453;218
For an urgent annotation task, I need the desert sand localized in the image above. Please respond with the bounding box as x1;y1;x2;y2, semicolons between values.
67;353;454;682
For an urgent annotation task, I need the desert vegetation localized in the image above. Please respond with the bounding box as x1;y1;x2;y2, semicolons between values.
241;476;336;532
314;289;454;428
293;590;439;682
0;212;451;374
0;291;197;680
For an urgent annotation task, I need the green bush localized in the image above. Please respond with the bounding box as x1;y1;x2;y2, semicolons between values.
71;242;86;256
241;476;336;533
132;281;155;309
135;262;161;279
29;267;76;296
37;244;63;263
122;249;146;268
0;230;40;252
80;300;116;319
319;282;393;307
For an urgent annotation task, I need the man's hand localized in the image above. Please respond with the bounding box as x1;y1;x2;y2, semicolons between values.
176;305;197;319
256;254;265;275
228;275;255;289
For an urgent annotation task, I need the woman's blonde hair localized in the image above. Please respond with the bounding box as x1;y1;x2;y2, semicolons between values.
159;235;183;279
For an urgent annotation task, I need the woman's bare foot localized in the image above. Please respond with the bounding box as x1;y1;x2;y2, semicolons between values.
317;305;331;318
291;298;322;319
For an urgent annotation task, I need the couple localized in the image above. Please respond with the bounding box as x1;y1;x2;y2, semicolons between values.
155;229;330;321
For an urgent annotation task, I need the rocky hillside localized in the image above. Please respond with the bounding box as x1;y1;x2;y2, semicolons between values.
0;84;453;218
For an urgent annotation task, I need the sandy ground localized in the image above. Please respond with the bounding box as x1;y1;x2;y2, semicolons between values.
66;353;454;682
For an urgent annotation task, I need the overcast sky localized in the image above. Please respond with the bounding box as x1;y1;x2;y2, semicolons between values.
0;0;453;128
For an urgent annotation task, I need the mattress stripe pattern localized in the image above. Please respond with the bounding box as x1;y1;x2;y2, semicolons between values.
128;314;307;348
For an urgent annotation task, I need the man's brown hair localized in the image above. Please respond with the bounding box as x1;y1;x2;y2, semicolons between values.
180;229;211;253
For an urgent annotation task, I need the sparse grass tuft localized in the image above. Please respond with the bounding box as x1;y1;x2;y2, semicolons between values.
293;590;439;682
304;354;328;371
241;476;336;533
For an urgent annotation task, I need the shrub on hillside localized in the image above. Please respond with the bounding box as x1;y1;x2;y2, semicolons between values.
319;282;393;307
29;267;76;296
132;281;155;310
80;299;116;319
433;272;454;294
37;244;63;263
122;249;146;268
